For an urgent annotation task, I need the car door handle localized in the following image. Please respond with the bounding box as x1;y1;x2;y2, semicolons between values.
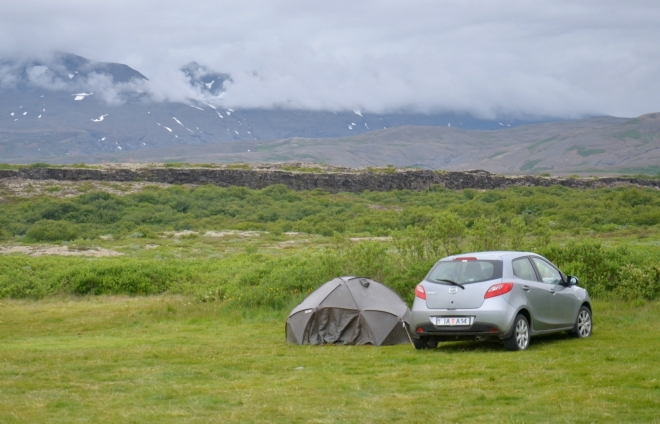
549;289;556;294
522;286;530;292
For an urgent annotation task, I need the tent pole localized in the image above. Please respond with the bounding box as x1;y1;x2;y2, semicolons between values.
403;321;415;348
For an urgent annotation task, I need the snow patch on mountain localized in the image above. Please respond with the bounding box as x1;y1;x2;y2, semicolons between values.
73;93;92;101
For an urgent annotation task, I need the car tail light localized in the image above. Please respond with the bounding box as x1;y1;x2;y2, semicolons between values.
484;282;514;299
415;284;427;300
454;257;477;261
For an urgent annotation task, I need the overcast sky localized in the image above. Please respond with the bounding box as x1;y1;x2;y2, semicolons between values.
1;0;659;118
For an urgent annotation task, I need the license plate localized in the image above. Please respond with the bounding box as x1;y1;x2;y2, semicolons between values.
435;317;471;326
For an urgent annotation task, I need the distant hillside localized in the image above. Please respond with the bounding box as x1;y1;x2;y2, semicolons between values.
0;53;548;164
18;112;658;176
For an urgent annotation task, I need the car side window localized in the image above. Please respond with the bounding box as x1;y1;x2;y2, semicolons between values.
531;258;562;285
512;258;539;282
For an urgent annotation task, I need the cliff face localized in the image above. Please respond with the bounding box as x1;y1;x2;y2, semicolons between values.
0;168;658;192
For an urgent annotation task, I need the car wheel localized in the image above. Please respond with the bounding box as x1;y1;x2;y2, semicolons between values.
571;306;592;338
412;337;437;350
504;314;530;351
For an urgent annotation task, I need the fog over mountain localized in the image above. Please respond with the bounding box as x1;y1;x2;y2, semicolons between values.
1;1;659;119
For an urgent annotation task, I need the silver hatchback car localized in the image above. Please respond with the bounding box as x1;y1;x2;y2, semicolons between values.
410;251;592;351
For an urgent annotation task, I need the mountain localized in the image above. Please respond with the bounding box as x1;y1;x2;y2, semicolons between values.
2;53;657;175
180;62;230;97
13;113;656;176
0;53;553;164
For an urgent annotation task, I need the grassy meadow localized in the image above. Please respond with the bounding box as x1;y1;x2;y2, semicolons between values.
1;179;660;421
1;297;659;422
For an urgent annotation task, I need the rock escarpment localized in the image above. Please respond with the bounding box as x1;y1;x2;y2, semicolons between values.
0;167;658;193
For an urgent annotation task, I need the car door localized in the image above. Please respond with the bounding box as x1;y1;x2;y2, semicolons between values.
530;257;579;329
511;257;552;331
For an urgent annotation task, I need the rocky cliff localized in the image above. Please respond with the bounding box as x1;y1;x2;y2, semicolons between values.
0;167;658;193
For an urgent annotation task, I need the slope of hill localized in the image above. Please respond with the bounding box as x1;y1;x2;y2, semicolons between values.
24;113;657;175
0;53;548;163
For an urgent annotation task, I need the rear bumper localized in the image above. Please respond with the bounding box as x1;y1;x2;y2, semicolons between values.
410;295;517;339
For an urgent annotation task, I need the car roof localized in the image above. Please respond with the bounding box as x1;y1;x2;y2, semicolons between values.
439;251;543;261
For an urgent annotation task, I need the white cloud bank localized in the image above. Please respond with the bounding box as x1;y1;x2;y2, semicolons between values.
1;0;659;118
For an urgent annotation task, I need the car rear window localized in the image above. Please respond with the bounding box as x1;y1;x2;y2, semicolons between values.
425;260;503;285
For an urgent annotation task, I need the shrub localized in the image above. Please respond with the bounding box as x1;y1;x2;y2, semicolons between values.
541;240;631;296
25;220;81;242
614;264;660;301
58;262;194;295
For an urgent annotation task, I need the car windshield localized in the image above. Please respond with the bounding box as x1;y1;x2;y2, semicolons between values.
425;260;503;285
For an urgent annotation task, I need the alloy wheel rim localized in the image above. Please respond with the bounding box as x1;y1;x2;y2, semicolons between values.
578;311;591;337
516;319;529;349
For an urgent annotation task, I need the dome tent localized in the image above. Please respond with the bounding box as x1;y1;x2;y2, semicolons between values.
286;276;412;346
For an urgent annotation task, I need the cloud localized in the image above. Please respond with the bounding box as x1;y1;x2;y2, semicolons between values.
1;0;659;118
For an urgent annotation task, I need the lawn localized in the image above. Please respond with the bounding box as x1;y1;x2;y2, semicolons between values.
1;296;658;423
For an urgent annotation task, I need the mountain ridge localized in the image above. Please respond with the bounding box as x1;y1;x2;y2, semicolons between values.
1;53;658;175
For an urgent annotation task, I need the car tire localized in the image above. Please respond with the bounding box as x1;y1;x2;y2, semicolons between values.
412;337;437;350
570;306;592;338
503;314;530;351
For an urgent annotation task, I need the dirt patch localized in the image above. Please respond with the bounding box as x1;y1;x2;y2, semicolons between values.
161;230;262;238
0;245;123;257
349;237;392;242
277;240;304;248
163;230;199;237
204;230;262;238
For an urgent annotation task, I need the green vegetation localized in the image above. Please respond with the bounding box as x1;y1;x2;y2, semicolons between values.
569;146;606;157
279;164;326;173
0;162;100;170
527;136;557;152
2;181;660;421
615;129;643;140
366;164;398;174
520;159;542;171
488;150;507;159
159;162;222;168
1;183;660;306
224;163;252;170
0;163;20;170
613;130;659;146
617;165;660;178
0;297;659;422
3;183;660;241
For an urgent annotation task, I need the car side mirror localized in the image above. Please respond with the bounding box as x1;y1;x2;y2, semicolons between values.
568;276;579;286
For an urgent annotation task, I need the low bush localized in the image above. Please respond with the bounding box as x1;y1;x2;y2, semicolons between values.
25;220;82;242
614;264;660;301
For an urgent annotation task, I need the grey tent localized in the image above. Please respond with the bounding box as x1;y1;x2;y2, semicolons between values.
286;276;412;346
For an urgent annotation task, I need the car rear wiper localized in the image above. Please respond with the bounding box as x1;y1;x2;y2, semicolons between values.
432;279;465;290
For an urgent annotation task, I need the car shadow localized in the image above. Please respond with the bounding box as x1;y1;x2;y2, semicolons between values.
430;332;579;352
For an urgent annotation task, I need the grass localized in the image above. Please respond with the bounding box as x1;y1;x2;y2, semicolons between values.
2;182;660;420
488;151;507;159
568;146;606;157
279;165;326;173
520;159;542;172
526;136;557;152
0;296;658;422
0;163;100;170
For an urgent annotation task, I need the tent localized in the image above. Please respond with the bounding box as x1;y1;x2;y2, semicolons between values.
286;276;412;346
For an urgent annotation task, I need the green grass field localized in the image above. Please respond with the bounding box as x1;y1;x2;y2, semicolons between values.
2;181;660;421
1;296;659;423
